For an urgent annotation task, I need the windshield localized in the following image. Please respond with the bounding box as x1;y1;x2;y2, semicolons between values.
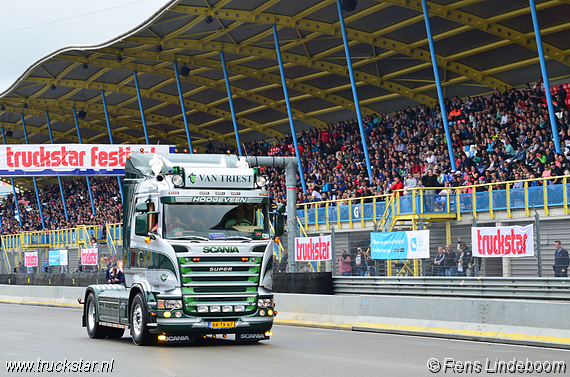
162;203;270;240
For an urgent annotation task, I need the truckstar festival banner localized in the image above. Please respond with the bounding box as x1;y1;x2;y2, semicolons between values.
81;248;98;266
48;249;68;266
472;225;534;258
295;235;332;262
0;144;173;176
370;230;430;260
24;251;38;267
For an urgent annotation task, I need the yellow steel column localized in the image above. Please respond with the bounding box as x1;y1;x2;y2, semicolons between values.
562;177;568;215
506;184;512;218
524;181;530;217
348;199;353;228
489;184;494;219
360;198;365;228
326;201;330;229
542;179;550;216
314;203;319;231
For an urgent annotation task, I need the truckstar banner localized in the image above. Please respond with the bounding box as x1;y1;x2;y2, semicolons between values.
81;248;98;266
0;144;173;176
295;235;332;262
24;251;38;267
48;249;68;266
370;230;430;259
472;225;534;257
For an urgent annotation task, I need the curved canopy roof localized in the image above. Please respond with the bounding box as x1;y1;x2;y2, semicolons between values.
1;0;569;160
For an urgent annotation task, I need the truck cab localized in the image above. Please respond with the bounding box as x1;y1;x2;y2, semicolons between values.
82;153;282;345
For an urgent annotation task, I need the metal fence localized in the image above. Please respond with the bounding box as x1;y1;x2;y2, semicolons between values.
333;276;570;300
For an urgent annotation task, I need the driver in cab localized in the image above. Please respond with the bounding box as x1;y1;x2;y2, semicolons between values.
225;208;251;228
165;211;190;231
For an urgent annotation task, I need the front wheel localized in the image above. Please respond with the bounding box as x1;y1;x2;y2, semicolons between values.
130;293;154;346
86;293;107;339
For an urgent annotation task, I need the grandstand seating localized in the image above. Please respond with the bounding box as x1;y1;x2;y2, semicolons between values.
2;83;570;235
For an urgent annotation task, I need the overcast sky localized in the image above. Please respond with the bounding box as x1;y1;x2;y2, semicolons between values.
0;0;171;94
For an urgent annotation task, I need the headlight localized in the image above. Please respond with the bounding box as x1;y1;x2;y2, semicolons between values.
210;306;221;313
165;300;183;309
197;306;208;313
175;311;182;318
257;299;264;307
172;174;183;186
263;298;273;307
259;309;266;316
222;305;232;313
234;305;245;312
256;176;267;187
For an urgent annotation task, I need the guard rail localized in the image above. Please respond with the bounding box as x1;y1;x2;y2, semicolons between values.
333;276;570;300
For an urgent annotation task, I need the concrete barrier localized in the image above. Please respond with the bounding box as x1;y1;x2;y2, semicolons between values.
273;293;570;349
1;284;569;349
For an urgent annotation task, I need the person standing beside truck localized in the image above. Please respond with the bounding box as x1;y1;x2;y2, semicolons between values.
553;240;569;277
337;249;352;276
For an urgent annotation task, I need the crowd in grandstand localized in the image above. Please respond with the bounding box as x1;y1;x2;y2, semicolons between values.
210;80;570;207
0;177;122;235
2;80;570;233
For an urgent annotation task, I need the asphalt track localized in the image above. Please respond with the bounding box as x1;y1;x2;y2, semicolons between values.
1;303;569;376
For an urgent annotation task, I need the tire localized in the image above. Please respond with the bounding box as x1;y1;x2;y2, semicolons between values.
86;293;107;339
130;293;154;346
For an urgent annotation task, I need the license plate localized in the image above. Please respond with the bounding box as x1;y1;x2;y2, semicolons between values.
208;321;235;329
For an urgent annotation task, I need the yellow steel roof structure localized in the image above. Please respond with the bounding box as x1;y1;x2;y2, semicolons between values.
1;0;570;167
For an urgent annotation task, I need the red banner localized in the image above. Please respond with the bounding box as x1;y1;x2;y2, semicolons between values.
472;225;534;257
295;235;332;262
24;252;38;267
0;144;173;176
81;248;98;265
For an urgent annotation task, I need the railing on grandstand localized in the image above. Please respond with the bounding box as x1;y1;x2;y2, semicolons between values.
105;223;123;256
1;225;103;268
297;175;569;229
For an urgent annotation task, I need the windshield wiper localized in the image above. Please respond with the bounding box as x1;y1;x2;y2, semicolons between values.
225;236;252;241
168;236;209;241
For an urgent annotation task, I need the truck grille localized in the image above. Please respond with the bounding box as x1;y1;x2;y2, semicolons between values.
178;256;261;316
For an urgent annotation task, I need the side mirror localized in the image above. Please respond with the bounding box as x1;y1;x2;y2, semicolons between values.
135;201;148;212
274;214;284;237
135;214;148;236
276;203;286;214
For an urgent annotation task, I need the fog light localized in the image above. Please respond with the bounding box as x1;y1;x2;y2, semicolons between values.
259;309;265;316
175;311;182;318
197;306;208;313
158;335;166;341
234;305;245;312
164;311;171;318
222;305;232;312
268;309;273;316
265;331;272;337
210;306;221;313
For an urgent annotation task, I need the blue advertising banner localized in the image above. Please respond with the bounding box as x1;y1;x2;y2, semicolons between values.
48;249;68;266
370;230;430;259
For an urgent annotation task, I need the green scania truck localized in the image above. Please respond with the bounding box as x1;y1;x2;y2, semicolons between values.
81;153;295;345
